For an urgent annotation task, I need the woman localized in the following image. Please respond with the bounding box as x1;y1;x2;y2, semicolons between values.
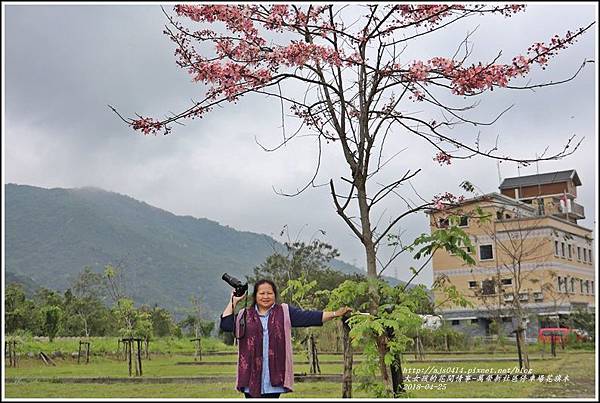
220;279;351;398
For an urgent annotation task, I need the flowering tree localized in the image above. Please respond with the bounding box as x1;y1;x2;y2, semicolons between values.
113;4;593;393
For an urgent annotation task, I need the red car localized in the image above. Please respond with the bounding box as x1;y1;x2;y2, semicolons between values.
538;327;589;343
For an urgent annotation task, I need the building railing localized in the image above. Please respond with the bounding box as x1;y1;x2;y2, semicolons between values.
549;197;585;219
572;201;585;218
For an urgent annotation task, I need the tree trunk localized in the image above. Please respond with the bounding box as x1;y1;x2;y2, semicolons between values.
414;334;425;361
386;326;405;396
127;340;132;377
356;185;392;394
376;334;392;393
194;339;202;361
341;316;353;398
194;327;202;361
516;327;530;370
311;333;321;374
137;339;143;376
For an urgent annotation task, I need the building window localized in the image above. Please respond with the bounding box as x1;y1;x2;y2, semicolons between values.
439;218;449;228
577;247;581;261
501;278;512;286
592;281;595;295
557;276;562;292
496;211;503;220
555;241;560;257
481;279;496;295
568;245;572;260
502;317;512;323
583;249;588;262
451;239;474;256
561;242;566;258
589;249;593;263
537;199;545;215
468;281;478;289
585;280;590;294
451;320;460;326
459;215;469;227
479;244;494;261
559;276;569;294
570;277;575;293
471;318;478;324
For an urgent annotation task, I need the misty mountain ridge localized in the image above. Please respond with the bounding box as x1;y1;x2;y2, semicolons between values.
5;183;399;317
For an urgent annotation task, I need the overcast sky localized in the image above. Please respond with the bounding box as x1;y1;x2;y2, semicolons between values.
3;3;598;286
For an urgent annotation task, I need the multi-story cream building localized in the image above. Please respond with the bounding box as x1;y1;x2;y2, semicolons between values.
429;170;595;340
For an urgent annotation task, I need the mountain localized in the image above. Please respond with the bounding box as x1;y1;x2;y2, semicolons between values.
5;272;41;297
4;183;377;317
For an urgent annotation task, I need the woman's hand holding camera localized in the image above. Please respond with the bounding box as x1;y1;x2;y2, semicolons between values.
231;290;246;307
222;290;247;317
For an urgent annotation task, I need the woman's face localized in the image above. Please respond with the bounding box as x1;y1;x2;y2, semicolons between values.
256;283;276;311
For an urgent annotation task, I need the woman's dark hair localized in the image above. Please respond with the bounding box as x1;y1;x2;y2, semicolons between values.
252;279;278;304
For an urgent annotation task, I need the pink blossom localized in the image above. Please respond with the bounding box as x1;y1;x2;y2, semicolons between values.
433;152;452;165
409;90;425;101
131;117;165;135
264;5;290;30
269;42;342;67
408;60;430;81
431;191;464;210
126;4;589;137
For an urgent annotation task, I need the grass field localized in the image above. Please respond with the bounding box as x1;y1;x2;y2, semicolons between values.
4;350;595;398
7;335;593;355
5;336;237;356
6;354;545;378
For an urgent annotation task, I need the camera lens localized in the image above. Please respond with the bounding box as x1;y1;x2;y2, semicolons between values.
222;273;240;288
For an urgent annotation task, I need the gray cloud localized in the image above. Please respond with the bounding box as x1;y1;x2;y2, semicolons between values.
4;3;597;286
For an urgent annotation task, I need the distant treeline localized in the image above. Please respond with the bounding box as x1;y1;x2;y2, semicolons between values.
5;267;214;341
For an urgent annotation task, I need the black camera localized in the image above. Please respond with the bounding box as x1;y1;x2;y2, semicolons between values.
222;273;248;297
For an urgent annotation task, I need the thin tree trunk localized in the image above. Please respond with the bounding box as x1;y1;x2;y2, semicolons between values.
416;335;425;360
357;186;391;394
516;330;523;370
308;333;321;374
137;339;143;376
517;328;530;370
127;340;132;377
386;326;405;396
341;316;353;398
376;334;392;392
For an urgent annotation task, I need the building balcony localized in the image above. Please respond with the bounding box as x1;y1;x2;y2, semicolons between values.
572;201;585;218
551;198;585;220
